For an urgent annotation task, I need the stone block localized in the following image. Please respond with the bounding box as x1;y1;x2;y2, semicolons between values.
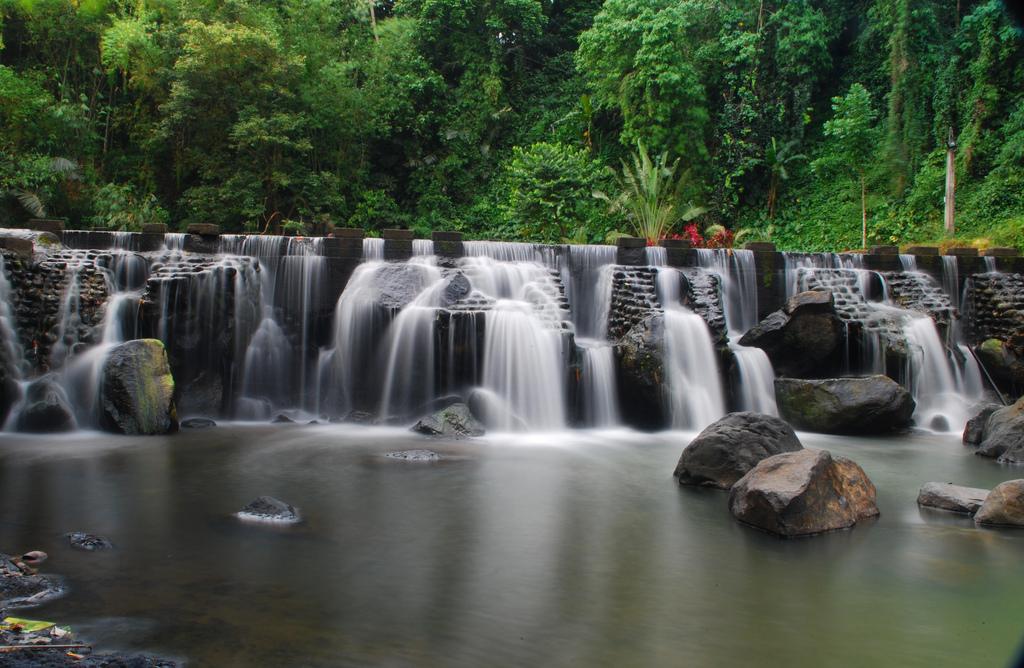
944;247;978;257
331;227;365;239
383;229;415;240
141;223;168;234
869;245;898;255
905;245;939;256
186;223;221;236
744;241;776;252
983;247;1019;257
27;218;65;234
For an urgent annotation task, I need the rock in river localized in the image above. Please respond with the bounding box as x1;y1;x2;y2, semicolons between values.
65;532;114;551
674;412;803;489
14;375;75;433
385;450;442;462
738;290;844;377
729;449;879;537
774;375;915;434
100;339;177;435
181;417;217;429
975;397;1024;464
962;404;1000;446
917;482;989;515
411;402;485;438
238;496;300;523
974;479;1024;528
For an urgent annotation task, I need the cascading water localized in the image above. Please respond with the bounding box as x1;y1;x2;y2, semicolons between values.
696;248;777;415
363;238;384;261
902;315;983;431
655;269;725;429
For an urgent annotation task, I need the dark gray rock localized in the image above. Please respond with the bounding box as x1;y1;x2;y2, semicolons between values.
238;496;299;523
774;375;915;434
271;413;295;424
411;402;484;438
975;479;1024;527
385;449;442;461
441;272;471;306
616;313;666;428
0;553;65;608
65;532;114;551
917;482;989;515
738;290;844;377
674;412;803;489
976;397;1024;463
181;417;217;429
15;375;75;433
975;338;1024;395
963;404;1001;446
375;264;436;310
100;339;177;435
729;449;880;537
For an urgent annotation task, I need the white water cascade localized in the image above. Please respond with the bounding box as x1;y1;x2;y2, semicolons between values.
656;269;725;429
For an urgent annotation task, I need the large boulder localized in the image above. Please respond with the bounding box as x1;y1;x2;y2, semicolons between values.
616;313;667;428
975;338;1024;396
975;397;1024;463
774;375;915;434
14;375;75;433
963;404;1001;446
917;482;989;515
738;290;844;377
100;339;177;435
729;449;879;537
375;264;438;310
411;402;485;438
674;412;803;489
237;496;299;523
974;479;1024;527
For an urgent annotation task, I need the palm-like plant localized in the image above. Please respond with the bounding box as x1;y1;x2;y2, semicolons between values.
764;137;805;218
595;142;705;244
8;157;80;218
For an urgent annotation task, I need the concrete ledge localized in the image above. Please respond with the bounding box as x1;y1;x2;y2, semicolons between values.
983;247;1018;257
944;247;978;257
186;223;221;236
432;231;462;242
905;245;939;256
183;234;219;254
659;239;692;249
616;236;646;249
616;237;646;265
331;227;365;239
869;245;898;255
0;237;35;257
27;218;65;235
141;223;168;234
383;229;415;240
744;241;776;252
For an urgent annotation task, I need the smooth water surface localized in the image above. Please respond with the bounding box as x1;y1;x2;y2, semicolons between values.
0;426;1022;666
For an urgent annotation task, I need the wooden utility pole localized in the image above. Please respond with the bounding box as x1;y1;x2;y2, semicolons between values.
369;0;379;42
944;127;956;235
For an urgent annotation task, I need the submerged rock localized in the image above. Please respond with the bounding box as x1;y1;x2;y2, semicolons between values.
728;449;879;537
963;404;1001;446
975;397;1024;464
14;375;75;433
411;402;485;438
974;479;1024;528
917;482;989;515
774;375;915;434
65;532;114;551
100;339;177;435
181;417;217;429
0;553;64;608
738;290;844;377
385;449;442;461
237;496;299;523
338;410;378;425
271;413;295;424
674;412;803;490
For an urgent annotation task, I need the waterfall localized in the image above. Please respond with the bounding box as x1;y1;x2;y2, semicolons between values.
566;245;617;339
656;269;725;429
941;256;960;309
696;249;776;415
902;316;982;431
899;254;917;272
412;239;434;256
984;256;999;273
163;233;186;251
578;342;619;427
363;238;384;261
645;246;666;267
0;256;26;379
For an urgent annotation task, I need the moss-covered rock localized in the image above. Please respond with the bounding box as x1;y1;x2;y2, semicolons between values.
100;339;178;435
774;375;915;434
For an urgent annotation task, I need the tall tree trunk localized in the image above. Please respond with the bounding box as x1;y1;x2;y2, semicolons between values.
944;127;956;235
860;173;867;249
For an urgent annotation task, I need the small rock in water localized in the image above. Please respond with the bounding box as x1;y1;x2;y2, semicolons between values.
271;414;295;424
237;496;300;523
20;551;47;565
929;415;950;432
917;482;989;515
974;479;1024;527
385;450;442;462
181;417;217;429
65;532;114;551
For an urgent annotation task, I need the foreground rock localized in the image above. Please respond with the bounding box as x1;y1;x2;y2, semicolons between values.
963;404;1000;446
674;412;803;489
774;375;915;434
65;532;114;551
975;397;1024;463
181;417;217;429
739;290;844;377
411;403;484;438
0;553;64;608
974;479;1024;527
14;375;75;433
917;482;989;515
237;496;299;523
729;449;879;537
385;449;442;461
100;339;177;435
975;338;1024;395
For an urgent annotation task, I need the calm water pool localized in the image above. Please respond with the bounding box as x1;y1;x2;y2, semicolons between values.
0;425;1021;666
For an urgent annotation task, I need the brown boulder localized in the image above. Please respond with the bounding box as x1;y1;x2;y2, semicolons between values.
728;449;879;537
917;482;988;515
974;479;1024;528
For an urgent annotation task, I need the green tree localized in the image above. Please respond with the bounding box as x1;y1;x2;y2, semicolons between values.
762;137;805;218
813;83;879;248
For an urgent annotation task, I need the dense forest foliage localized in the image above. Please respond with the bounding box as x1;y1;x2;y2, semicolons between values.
1;0;1023;250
